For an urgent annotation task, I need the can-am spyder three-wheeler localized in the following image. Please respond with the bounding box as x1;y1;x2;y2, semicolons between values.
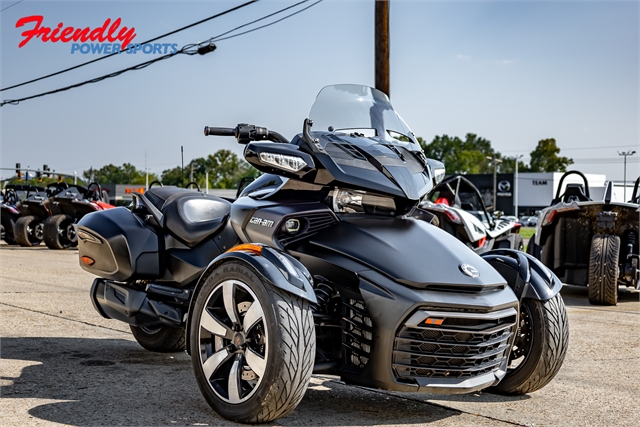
77;85;569;423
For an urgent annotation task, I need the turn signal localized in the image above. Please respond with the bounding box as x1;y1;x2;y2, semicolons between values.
227;244;263;255
81;256;95;266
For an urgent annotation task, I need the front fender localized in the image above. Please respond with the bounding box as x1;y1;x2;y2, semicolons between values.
185;244;316;355
481;249;562;301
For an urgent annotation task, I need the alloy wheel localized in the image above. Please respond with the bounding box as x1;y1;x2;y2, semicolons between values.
198;279;268;404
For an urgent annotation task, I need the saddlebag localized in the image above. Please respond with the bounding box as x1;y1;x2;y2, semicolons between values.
77;207;161;281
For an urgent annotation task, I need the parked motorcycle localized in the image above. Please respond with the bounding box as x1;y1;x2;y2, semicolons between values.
421;175;523;253
77;85;569;423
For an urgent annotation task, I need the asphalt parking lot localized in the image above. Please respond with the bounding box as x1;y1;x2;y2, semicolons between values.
1;245;638;427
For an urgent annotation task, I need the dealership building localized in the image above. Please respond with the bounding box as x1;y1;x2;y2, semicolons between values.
464;172;635;216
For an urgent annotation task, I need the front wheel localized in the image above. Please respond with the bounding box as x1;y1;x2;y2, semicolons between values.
190;261;315;423
588;234;620;306
489;294;569;395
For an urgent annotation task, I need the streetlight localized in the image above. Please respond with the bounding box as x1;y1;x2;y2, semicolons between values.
618;150;636;201
514;154;524;217
486;155;503;211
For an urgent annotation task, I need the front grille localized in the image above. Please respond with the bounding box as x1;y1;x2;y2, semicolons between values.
342;298;373;370
393;307;517;380
277;211;338;246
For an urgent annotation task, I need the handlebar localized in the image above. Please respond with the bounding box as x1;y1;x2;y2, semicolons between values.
204;126;236;137
203;124;290;144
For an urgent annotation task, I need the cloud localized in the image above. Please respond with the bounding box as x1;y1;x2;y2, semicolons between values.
456;54;471;60
498;59;515;65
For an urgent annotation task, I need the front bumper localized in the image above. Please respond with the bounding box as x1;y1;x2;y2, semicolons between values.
340;269;519;394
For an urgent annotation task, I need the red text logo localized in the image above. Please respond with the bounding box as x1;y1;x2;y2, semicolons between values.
16;15;137;49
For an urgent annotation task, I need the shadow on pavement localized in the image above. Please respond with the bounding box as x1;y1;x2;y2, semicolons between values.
2;337;460;426
560;284;640;308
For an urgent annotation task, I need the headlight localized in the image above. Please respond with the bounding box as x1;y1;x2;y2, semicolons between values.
331;188;396;216
426;158;446;185
259;152;308;172
433;167;446;185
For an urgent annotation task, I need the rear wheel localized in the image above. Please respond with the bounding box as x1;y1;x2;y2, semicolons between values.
588;234;620;305
489;294;569;395
130;325;186;352
14;215;44;247
190;261;315;423
43;214;76;249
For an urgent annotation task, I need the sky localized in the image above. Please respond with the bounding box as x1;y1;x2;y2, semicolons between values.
1;0;638;184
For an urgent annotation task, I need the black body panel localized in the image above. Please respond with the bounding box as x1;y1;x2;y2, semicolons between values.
78;208;161;282
18;192;49;218
308;216;507;290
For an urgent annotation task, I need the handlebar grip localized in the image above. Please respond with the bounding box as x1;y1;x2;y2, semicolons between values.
204;126;236;136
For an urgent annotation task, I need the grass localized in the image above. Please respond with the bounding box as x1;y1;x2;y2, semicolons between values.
518;227;536;252
520;227;535;240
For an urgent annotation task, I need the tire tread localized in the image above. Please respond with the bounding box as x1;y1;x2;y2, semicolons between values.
588;234;620;305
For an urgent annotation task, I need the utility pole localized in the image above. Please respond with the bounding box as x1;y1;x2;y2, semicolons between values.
375;0;390;97
205;170;209;194
190;163;195;183
514;154;524;217
181;146;184;188
486;155;503;211
618;150;636;201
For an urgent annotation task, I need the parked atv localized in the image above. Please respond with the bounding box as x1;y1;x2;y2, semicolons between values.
1;184;43;245
43;182;114;249
527;171;639;305
77;85;568;423
421;175;523;253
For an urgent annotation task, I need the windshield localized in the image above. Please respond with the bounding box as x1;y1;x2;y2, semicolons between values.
309;84;418;145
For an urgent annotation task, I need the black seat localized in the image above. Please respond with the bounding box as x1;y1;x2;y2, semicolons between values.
561;184;591;203
145;187;231;247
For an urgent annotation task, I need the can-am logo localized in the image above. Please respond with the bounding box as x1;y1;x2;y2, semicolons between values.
15;15;178;55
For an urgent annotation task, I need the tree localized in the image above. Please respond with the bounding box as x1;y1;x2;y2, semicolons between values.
83;163;158;184
419;133;496;174
160;166;184;187
527;138;573;172
160;150;259;189
499;156;529;173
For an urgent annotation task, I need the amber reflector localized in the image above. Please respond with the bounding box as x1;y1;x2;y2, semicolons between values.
424;318;444;325
227;244;263;255
81;256;95;266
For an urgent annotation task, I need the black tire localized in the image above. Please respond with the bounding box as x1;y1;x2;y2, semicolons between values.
130;325;186;352
190;261;315;423
43;214;76;249
588;234;620;306
14;215;44;247
489;293;569;395
513;234;524;251
1;221;17;245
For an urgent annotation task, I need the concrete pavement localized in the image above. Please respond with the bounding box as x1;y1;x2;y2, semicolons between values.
1;245;638;426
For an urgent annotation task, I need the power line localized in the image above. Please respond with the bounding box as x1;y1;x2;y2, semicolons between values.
0;0;23;13
501;144;638;153
0;0;259;92
0;0;323;107
213;0;323;42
